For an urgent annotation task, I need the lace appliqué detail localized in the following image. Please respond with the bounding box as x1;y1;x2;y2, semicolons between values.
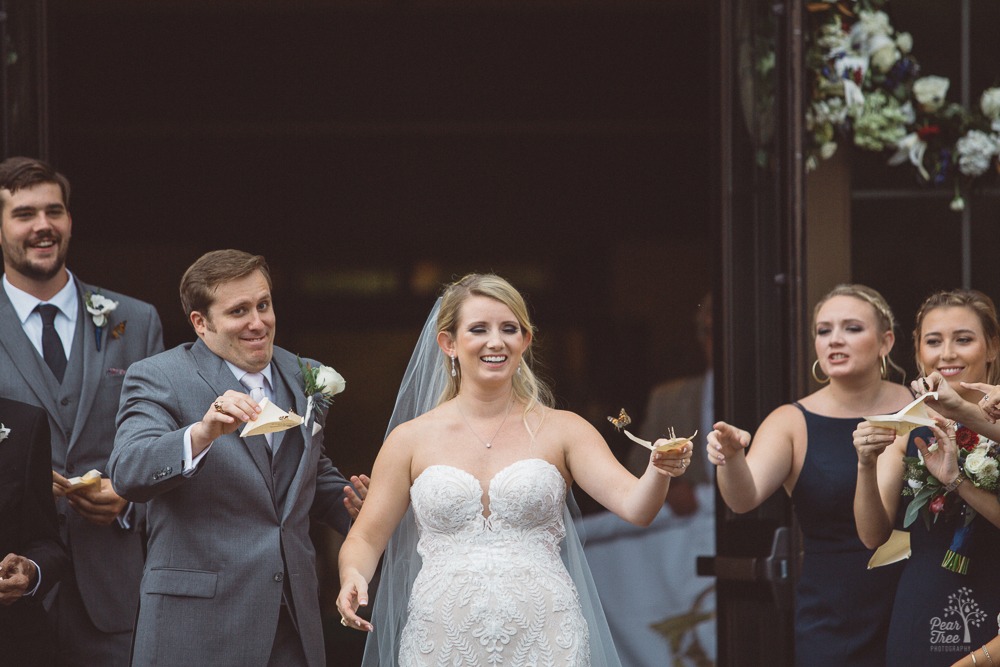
398;459;590;667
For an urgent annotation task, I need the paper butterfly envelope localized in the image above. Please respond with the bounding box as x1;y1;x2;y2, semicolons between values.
65;469;102;493
864;392;938;435
240;398;304;437
607;408;696;452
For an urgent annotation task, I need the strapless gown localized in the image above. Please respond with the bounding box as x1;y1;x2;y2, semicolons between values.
398;458;591;666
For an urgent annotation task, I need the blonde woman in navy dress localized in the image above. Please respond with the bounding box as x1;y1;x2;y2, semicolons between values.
709;284;910;666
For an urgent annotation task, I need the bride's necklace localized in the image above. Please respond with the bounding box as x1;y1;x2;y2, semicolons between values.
456;396;514;449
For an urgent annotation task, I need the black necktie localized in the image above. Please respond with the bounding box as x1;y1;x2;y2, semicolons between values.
37;304;67;382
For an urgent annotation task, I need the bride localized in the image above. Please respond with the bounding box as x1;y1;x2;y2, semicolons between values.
336;273;692;666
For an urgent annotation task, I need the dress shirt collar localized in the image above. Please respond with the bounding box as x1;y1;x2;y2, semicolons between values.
223;359;274;391
3;270;80;324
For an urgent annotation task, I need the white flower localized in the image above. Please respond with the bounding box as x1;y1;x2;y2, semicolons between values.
895;32;912;54
842;79;866;111
313;365;346;399
889;132;930;181
980;87;1000;121
0;423;9;443
965;447;998;483
871;42;900;74
907;478;923;490
950;195;966;212
85;293;119;327
857;10;892;37
820;141;838;159
861;32;898;73
912;76;950;113
956;130;1000;177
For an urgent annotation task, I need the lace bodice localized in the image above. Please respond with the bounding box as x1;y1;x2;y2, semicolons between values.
399;458;590;666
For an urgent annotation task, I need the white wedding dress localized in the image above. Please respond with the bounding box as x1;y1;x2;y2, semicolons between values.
398;458;591;667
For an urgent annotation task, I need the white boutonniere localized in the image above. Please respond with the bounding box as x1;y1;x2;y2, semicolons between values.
84;292;120;351
298;357;346;428
0;423;10;443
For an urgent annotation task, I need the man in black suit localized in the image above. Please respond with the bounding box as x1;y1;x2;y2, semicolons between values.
0;396;69;664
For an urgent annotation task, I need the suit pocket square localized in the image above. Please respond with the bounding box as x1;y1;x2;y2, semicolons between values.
106;367;128;377
143;568;218;598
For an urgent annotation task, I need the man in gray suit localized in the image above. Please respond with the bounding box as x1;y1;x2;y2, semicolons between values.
110;249;366;666
0;157;164;665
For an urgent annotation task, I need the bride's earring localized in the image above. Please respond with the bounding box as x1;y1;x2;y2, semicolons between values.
450;355;457;377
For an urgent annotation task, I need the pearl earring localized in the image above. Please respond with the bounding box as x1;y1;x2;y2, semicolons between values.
450;355;457;377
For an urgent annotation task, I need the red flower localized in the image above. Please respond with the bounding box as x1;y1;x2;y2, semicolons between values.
955;426;979;452
917;125;941;140
929;495;947;514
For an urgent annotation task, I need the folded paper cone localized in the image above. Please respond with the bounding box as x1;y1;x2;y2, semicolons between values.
656;431;698;452
868;529;911;569
241;398;304;437
66;469;103;493
865;392;938;435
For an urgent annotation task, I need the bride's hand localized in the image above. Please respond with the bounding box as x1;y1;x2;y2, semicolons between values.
336;574;373;632
649;443;692;477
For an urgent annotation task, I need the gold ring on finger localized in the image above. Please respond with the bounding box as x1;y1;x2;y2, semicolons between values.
340;617;349;627
214;400;225;413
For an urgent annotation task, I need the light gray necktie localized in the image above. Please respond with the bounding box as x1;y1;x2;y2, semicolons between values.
241;372;275;450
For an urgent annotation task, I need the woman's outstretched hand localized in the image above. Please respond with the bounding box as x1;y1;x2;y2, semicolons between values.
707;421;750;466
852;421;898;467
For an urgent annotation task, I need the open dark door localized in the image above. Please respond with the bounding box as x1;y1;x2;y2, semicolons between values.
701;0;808;665
1;0;49;158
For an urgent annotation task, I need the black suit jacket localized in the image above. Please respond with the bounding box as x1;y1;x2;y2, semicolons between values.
0;396;69;662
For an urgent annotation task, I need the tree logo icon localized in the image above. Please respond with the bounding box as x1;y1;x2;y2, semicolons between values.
945;587;988;644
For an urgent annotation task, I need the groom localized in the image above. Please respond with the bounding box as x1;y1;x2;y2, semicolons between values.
109;249;366;666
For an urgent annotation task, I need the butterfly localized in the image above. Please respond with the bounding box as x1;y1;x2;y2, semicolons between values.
606;408;632;431
110;320;127;340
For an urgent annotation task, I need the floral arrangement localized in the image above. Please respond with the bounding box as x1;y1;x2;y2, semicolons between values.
805;0;1000;210
902;425;1000;573
84;291;119;351
298;357;346;426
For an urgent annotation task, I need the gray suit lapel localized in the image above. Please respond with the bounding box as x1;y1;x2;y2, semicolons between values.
190;340;275;496
0;290;63;422
272;352;311;521
68;282;108;453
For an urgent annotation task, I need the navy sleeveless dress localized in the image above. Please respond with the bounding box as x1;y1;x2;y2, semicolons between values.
885;427;1000;666
790;404;903;667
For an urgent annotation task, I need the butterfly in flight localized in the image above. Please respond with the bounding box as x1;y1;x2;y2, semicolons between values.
606;408;632;432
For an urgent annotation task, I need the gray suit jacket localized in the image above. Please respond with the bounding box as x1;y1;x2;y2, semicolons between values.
109;340;353;667
0;277;163;633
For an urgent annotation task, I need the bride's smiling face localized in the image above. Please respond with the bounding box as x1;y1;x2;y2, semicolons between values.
440;295;530;387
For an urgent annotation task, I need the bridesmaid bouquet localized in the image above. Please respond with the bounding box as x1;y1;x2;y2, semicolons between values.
901;425;1000;573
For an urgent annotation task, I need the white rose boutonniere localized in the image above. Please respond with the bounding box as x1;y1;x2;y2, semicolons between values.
0;423;10;443
298;357;346;427
84;292;120;351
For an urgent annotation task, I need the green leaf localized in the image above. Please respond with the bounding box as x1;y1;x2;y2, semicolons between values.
904;485;936;528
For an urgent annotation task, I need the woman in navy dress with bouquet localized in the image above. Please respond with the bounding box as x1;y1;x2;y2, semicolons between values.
854;289;1000;667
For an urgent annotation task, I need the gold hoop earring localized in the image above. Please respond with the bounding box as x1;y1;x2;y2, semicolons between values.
880;355;888;379
811;359;830;384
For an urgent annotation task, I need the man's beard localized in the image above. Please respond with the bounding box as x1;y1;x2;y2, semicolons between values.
2;235;69;281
